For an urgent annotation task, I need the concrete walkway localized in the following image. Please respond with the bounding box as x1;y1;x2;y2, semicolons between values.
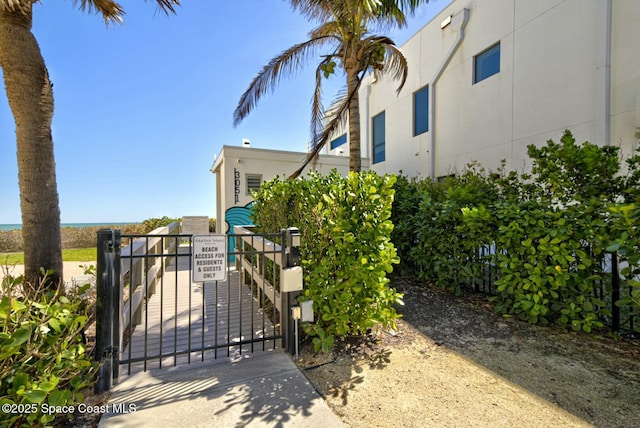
98;350;343;427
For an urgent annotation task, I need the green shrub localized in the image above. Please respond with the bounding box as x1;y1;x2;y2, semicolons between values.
0;273;97;427
606;145;640;320
493;204;609;331
1;224;145;253
141;216;180;234
0;230;23;253
251;170;402;351
392;164;499;295
390;130;640;333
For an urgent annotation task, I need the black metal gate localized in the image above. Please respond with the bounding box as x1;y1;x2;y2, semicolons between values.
94;226;301;393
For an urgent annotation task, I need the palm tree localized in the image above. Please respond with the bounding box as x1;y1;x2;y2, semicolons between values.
233;0;430;178
0;0;179;288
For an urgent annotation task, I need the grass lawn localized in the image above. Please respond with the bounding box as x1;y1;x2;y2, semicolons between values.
0;248;97;265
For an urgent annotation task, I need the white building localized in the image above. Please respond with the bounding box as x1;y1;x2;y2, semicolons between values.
323;0;640;180
211;142;369;234
212;0;639;230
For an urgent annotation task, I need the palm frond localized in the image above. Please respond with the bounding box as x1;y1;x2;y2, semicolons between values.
233;34;337;127
72;0;124;23
289;0;334;22
368;0;407;30
381;0;431;15
379;39;408;93
290;81;355;180
70;0;179;24
308;19;342;39
310;63;326;145
151;0;180;14
319;87;350;146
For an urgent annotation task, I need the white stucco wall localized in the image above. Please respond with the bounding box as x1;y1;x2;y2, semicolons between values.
323;0;639;178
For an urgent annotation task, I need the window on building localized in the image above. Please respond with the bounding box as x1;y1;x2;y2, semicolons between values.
414;85;429;136
330;134;347;150
474;42;500;83
372;111;386;164
246;174;262;195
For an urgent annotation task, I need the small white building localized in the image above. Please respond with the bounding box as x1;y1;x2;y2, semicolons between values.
211;143;370;234
323;0;640;179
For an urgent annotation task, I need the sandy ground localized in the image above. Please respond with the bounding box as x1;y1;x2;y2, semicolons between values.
297;278;640;428
0;261;95;285
298;321;590;428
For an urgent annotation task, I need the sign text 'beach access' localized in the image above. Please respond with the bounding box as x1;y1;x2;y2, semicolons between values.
192;235;227;282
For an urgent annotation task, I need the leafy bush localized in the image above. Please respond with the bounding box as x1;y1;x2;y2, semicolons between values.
0;273;97;427
141;216;180;234
391;130;640;333
606;146;640;320
251;170;402;351
393;164;499;295
1;224;145;253
0;230;23;253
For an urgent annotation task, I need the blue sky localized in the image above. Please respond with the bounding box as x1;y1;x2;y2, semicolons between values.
0;0;443;224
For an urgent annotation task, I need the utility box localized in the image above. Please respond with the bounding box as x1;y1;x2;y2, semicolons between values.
281;266;303;292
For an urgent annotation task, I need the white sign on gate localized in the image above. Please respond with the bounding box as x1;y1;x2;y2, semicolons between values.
192;235;227;282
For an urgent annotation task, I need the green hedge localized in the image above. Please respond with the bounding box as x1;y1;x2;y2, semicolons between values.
391;131;640;332
251;170;402;351
0;274;96;427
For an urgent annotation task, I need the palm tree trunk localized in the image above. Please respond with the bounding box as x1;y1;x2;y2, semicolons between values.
0;6;63;288
346;67;362;172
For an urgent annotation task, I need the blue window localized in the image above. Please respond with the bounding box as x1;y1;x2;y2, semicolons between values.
372;111;385;164
330;134;347;150
474;42;500;83
414;86;429;136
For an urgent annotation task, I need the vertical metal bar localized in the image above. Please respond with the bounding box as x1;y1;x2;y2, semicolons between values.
214;278;219;360
474;247;480;293
488;245;493;294
250;242;258;353
127;242;133;376
111;231;122;384
174;236;179;367
227;237;232;358
262;235;282;350
186;235;192;364
199;236;205;363
236;241;242;357
94;230;112;393
159;237;164;370
612;252;620;331
272;235;278;349
483;246;488;293
282;228;302;355
143;236;149;372
280;230;289;353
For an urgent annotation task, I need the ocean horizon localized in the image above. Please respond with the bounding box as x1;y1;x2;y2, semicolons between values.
0;222;139;231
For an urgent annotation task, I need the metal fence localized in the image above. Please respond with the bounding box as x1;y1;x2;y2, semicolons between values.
94;226;302;393
454;245;637;334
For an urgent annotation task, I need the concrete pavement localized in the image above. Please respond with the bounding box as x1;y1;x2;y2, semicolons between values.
98;350;344;428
